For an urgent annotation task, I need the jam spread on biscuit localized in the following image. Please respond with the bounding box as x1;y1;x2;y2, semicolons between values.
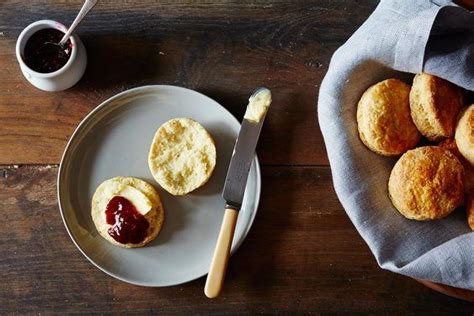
105;196;149;244
23;28;72;73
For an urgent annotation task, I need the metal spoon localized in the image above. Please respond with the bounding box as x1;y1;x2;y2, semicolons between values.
57;0;98;47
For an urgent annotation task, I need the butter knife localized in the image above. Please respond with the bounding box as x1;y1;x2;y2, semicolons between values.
204;87;272;298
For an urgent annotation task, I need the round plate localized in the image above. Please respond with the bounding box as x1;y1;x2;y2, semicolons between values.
57;85;261;287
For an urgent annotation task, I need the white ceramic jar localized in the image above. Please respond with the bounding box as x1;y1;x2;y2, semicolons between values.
16;20;87;92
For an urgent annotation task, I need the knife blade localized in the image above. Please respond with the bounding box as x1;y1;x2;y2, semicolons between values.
223;87;271;209
205;87;271;299
223;119;264;208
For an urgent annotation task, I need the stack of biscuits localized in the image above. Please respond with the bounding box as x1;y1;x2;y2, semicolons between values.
357;73;474;227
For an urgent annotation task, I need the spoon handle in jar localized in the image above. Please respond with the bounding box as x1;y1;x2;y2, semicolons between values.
59;0;98;46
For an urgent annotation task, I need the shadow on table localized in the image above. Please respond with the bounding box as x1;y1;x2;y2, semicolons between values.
236;96;298;296
70;34;164;94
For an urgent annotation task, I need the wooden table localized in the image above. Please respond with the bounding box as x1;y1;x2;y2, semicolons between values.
1;1;473;314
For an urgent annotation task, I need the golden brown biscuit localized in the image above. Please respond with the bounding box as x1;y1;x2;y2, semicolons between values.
388;146;464;220
409;73;463;141
357;79;420;156
439;138;474;193
467;194;474;230
455;105;474;166
92;177;164;248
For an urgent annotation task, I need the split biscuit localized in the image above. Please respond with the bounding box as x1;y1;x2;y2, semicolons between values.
91;176;164;248
148;118;217;196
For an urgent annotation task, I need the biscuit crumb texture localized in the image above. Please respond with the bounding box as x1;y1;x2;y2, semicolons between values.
455;105;474;166
388;146;464;221
148;118;216;195
357;79;420;156
439;138;474;193
91;176;164;248
467;194;474;230
410;73;463;141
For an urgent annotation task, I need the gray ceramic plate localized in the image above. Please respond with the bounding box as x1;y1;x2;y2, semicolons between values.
57;85;261;287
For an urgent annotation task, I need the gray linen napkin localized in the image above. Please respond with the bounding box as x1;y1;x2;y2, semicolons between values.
318;0;474;289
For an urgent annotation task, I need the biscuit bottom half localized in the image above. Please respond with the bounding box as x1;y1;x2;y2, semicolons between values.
91;176;164;248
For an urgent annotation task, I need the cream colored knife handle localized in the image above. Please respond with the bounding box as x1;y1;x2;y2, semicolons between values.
205;208;239;298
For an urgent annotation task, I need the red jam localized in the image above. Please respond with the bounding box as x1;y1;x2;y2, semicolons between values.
105;196;149;244
23;28;72;73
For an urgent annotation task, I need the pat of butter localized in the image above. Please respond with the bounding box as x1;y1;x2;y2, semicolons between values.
105;183;152;215
244;89;272;123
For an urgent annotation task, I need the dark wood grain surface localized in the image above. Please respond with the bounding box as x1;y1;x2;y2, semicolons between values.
1;1;473;314
3;166;474;314
0;0;363;165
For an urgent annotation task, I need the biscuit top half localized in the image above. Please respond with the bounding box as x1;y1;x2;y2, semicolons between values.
148;118;217;196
